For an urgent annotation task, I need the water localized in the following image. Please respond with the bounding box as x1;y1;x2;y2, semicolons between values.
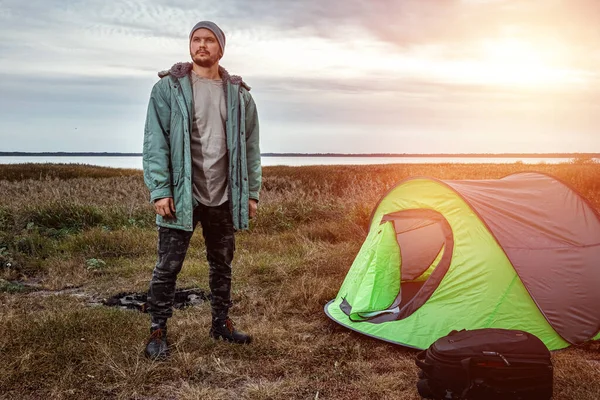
0;155;593;169
260;156;587;166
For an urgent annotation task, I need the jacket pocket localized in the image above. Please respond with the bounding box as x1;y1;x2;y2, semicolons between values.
172;169;182;187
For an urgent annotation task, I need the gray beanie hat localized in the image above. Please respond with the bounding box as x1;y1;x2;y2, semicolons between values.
189;21;226;55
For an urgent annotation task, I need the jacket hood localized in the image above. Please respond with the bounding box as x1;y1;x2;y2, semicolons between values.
158;62;250;90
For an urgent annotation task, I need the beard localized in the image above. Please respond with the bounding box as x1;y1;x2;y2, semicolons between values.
191;51;220;68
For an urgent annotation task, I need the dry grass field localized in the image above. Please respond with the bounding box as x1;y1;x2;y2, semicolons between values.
0;162;599;400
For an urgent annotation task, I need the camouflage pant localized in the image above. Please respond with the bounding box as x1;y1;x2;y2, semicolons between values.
147;201;235;324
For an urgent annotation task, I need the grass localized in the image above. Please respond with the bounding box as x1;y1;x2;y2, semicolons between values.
0;162;599;399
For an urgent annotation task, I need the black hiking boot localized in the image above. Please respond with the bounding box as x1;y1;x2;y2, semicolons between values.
209;318;252;344
145;326;169;360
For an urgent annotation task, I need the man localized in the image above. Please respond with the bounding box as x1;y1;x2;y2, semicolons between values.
142;20;261;360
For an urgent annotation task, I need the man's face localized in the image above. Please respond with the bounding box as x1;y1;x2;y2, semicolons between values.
190;28;222;68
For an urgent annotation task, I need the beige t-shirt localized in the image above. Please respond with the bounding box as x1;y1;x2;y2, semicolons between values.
190;71;229;206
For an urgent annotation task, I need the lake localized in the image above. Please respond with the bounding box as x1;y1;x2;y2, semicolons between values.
0;156;593;170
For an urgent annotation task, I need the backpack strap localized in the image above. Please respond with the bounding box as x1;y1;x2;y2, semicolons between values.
415;350;434;375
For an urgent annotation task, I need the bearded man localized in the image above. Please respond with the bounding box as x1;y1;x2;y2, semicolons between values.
142;21;261;360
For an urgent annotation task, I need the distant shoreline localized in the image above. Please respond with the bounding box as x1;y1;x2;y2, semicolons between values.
1;152;599;158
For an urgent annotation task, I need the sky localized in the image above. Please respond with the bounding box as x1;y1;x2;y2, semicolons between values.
0;0;599;154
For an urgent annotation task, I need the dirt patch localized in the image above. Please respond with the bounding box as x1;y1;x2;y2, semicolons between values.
102;288;209;312
6;281;210;311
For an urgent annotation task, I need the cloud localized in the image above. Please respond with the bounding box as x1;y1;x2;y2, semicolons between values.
6;0;600;51
251;74;600;152
207;0;600;70
3;0;599;77
0;0;598;154
189;0;600;45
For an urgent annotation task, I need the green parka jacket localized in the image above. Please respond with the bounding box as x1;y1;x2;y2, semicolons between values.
143;62;261;231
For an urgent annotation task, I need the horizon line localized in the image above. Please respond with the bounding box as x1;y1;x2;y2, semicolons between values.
0;151;599;158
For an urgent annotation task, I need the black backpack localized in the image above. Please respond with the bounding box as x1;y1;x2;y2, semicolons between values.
415;328;553;399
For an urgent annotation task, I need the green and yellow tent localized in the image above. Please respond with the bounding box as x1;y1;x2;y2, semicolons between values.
325;172;600;350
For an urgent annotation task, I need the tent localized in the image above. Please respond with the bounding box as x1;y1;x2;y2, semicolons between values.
324;172;600;350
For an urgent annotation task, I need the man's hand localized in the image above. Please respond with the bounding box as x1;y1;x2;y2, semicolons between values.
249;199;258;219
154;197;176;219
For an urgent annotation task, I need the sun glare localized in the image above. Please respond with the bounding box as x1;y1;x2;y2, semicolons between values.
471;38;580;86
234;29;588;90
